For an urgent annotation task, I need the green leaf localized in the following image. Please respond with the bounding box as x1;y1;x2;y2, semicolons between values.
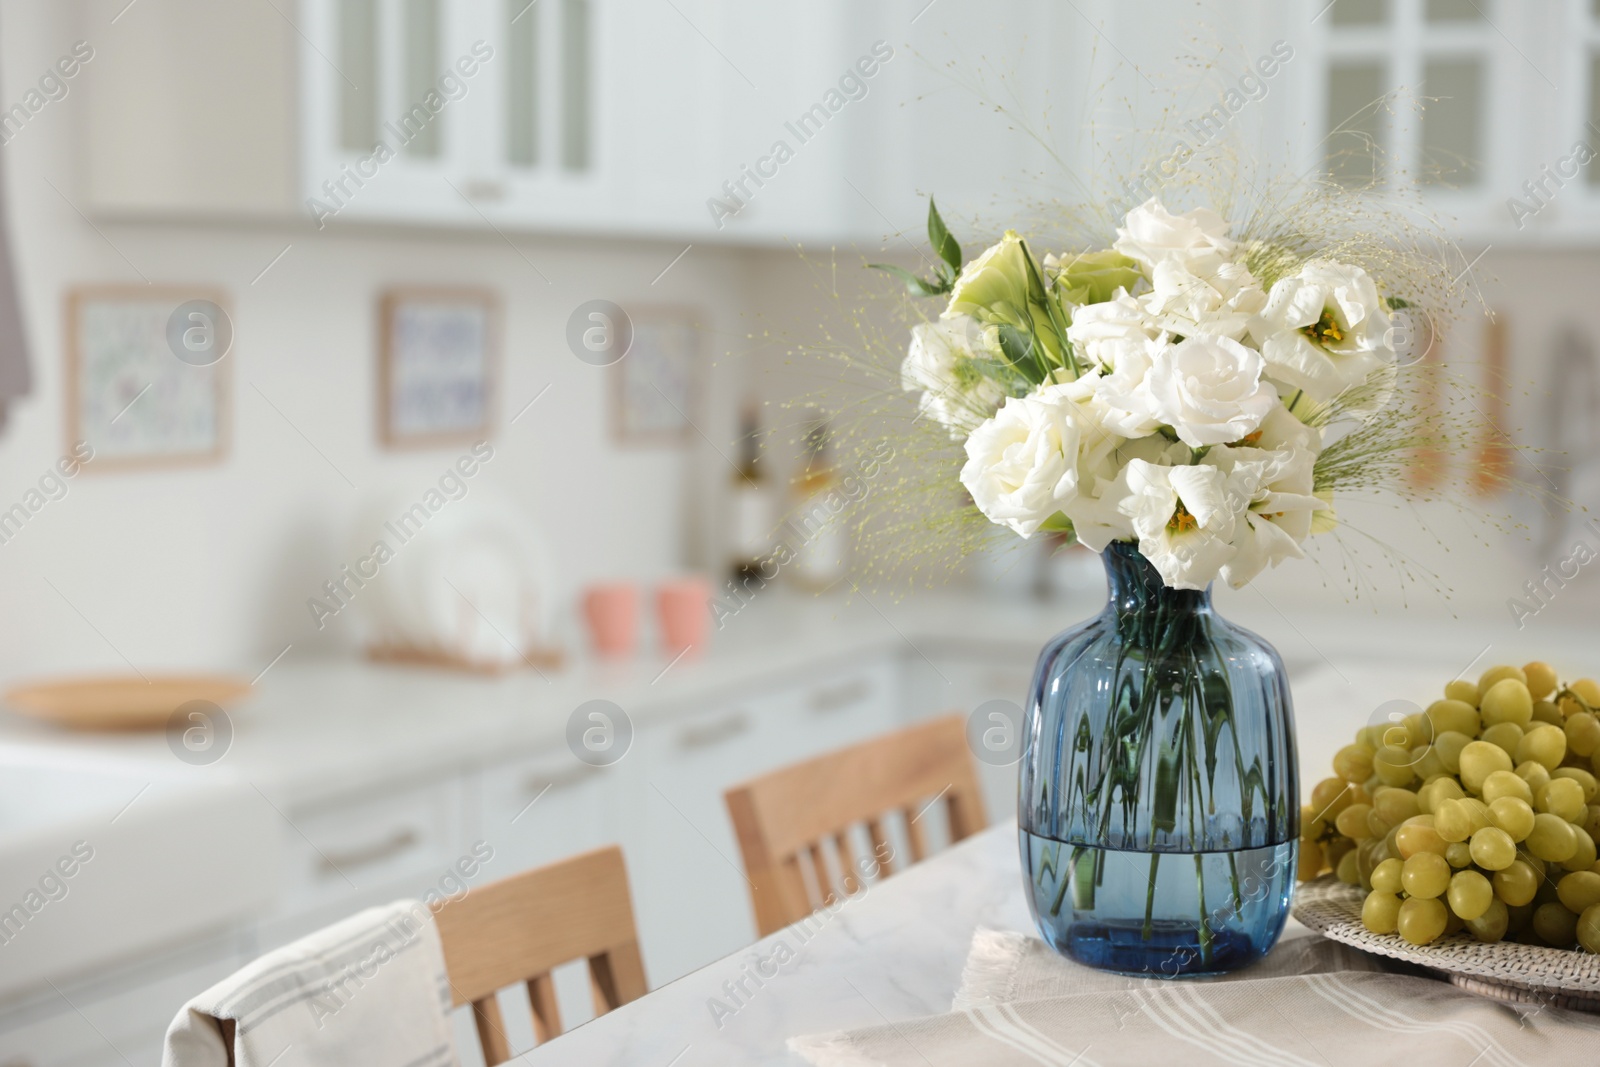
867;262;946;298
927;197;961;273
1385;295;1411;310
995;324;1039;379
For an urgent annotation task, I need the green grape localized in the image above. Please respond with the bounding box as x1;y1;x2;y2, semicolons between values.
1481;679;1534;728
1401;852;1450;898
1573;678;1600;707
1528;813;1579;863
1557;870;1600;914
1586;804;1600;840
1411;748;1447;781
1397;896;1449;945
1465;898;1509;943
1536;778;1587;823
1579;904;1600;953
1460;741;1514;794
1336;803;1374;839
1401;713;1432;749
1470;826;1517;870
1445;679;1480;706
1566;712;1600;758
1516;724;1568;771
1562;827;1598;873
1362;890;1403;934
1532;902;1579;947
1433;732;1472;775
1532;701;1566;727
1366;808;1393;838
1554;767;1600;804
1524;661;1559;701
1311;777;1352;817
1431;776;1467;807
1396;816;1447;858
1517;761;1553;793
1427;699;1478;738
1300;803;1327;840
1479;665;1528;694
1488;796;1535;842
1481;770;1533;805
1433;799;1474;842
1333;743;1376;784
1337;848;1360;884
1481;723;1525;760
1494;860;1539;906
1445;841;1474;868
1459;798;1493;832
1447;869;1494;921
1370;856;1404;894
1373;744;1416;787
1373;787;1422;826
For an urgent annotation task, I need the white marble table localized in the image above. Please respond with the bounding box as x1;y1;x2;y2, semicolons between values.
522;823;1032;1065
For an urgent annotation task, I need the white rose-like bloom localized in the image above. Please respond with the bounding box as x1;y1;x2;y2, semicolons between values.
1113;198;1237;273
1116;459;1238;589
1061;436;1187;551
1140;256;1266;341
901;317;1010;439
1248;259;1393;404
960;383;1101;538
1065;290;1150;355
1207;444;1326;588
1142;335;1279;448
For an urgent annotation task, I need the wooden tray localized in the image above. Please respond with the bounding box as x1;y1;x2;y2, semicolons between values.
4;674;253;731
1294;875;1600;1012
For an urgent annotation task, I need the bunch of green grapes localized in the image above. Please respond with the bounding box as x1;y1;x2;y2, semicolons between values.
1301;662;1600;953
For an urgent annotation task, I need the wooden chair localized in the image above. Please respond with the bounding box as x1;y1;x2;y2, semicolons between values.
431;845;648;1065
724;715;988;936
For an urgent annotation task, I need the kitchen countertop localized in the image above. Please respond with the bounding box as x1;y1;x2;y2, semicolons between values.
1;586;1591;810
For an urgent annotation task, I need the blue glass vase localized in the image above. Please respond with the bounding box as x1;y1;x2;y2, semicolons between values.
1019;541;1299;977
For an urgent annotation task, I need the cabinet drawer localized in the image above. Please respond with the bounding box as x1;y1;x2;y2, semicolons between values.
478;750;614;875
277;778;463;914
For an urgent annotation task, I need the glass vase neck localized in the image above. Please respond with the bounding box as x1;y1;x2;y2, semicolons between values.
1101;541;1212;617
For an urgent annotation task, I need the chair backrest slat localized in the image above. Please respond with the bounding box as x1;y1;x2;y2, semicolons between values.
725;716;987;935
432;845;648;1064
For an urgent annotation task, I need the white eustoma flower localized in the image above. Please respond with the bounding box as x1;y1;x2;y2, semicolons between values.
1061;436;1186;551
960;383;1104;538
1207;444;1326;588
1249;259;1393;404
1142;335;1279;448
1115;459;1238;589
1140;257;1266;341
1113;198;1237;273
1062;339;1165;438
901;317;1010;439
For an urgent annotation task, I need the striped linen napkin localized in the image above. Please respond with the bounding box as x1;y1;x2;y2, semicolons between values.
790;928;1600;1066
162;900;459;1067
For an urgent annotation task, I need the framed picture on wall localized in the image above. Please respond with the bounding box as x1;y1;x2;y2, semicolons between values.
611;307;701;445
66;285;232;471
379;288;498;448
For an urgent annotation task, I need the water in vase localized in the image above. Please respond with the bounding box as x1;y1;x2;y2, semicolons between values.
1020;830;1296;975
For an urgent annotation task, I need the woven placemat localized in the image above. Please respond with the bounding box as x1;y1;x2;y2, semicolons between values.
1294;875;1600;1011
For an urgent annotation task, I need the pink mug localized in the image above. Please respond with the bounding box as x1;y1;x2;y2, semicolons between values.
656;576;711;657
583;584;639;659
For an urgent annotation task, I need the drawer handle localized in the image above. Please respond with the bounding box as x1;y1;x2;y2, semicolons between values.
678;711;750;750
809;679;870;713
319;829;418;874
523;765;600;794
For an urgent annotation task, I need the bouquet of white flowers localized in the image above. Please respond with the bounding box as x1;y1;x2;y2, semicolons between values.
886;196;1414;591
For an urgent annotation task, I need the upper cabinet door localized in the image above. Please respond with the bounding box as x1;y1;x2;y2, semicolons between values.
1301;0;1583;242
